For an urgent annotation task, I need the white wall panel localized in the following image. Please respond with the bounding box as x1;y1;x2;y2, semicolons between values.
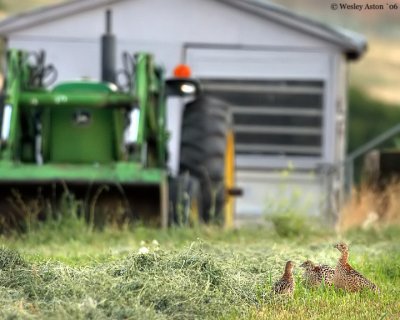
186;48;331;80
11;0;338;50
236;170;323;217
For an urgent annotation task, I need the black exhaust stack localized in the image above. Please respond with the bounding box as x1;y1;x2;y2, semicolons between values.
101;9;116;83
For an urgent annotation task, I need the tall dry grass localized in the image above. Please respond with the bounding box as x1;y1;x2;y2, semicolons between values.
339;182;400;231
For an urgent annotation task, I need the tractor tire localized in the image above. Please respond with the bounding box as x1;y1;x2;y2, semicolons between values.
179;95;235;224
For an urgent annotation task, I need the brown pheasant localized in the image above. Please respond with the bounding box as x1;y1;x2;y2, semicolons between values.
271;261;295;296
300;260;334;287
333;242;379;292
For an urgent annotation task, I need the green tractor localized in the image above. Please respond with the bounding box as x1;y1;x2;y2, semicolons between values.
0;12;237;232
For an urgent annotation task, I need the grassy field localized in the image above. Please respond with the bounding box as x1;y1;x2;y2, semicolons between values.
0;216;399;319
0;2;398;319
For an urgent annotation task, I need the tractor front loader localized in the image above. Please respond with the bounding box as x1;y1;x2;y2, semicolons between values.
0;47;179;231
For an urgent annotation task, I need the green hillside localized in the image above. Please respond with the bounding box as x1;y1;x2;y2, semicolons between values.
1;0;63;13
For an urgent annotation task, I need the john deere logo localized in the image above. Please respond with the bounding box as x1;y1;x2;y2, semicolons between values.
73;110;91;126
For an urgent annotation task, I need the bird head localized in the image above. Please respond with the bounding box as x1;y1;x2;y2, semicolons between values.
285;260;295;272
300;260;314;270
334;242;348;253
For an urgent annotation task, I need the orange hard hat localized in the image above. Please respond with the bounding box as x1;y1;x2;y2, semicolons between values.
173;64;191;78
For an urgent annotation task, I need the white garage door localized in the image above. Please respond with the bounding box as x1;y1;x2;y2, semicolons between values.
185;46;332;217
185;46;331;170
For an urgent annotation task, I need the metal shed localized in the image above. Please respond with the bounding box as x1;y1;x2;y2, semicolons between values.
0;0;366;224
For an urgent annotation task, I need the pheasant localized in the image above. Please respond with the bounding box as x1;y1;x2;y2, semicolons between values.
271;260;295;296
300;260;335;287
333;242;379;292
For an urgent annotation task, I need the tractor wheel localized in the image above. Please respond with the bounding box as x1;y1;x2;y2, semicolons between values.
179;95;235;225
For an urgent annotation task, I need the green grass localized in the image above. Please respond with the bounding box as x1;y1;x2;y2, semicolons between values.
0;222;399;319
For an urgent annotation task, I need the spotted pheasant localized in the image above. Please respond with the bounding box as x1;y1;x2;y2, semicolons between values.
300;260;335;287
271;261;295;296
333;242;379;292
